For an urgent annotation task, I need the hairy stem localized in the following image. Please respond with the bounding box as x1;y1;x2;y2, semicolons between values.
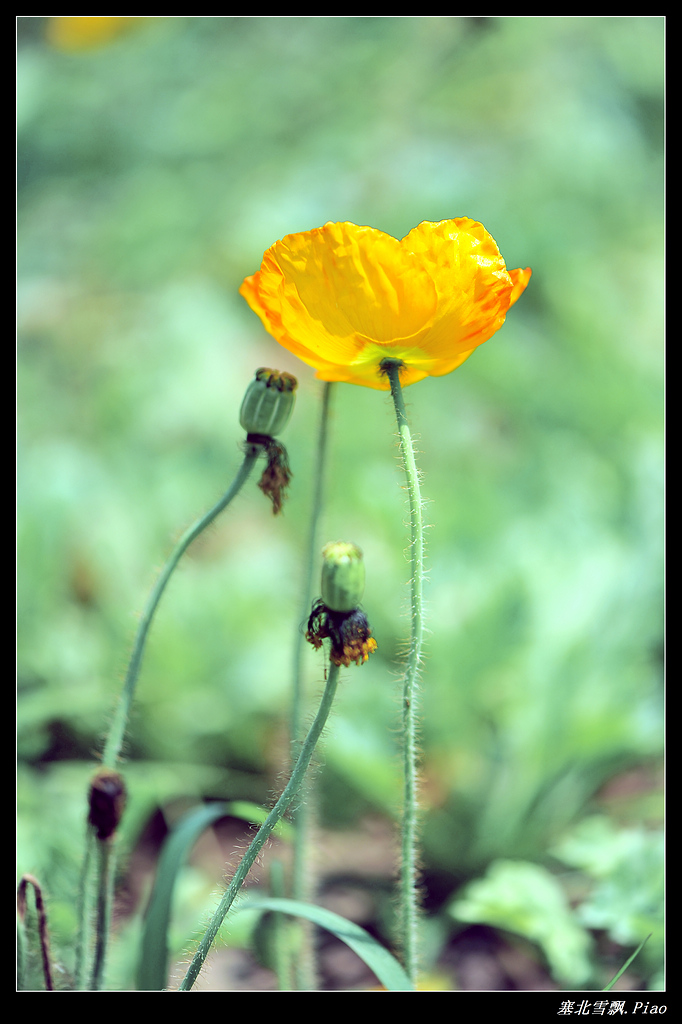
74;833;95;989
103;449;260;769
77;447;260;989
178;660;341;991
90;838;116;990
382;360;425;986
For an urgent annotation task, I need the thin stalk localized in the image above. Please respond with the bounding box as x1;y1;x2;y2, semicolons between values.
290;382;333;745
178;660;341;992
76;447;260;989
90;838;116;990
103;448;260;769
74;832;95;989
290;382;333;990
382;360;425;987
268;859;295;991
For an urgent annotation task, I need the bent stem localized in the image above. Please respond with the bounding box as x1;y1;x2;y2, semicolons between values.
102;447;261;770
178;660;341;992
76;447;260;989
17;875;54;991
382;359;425;987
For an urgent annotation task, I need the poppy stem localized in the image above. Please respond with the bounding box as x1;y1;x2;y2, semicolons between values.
89;837;116;990
102;447;261;771
290;382;334;990
382;360;425;986
178;660;342;991
76;447;261;989
290;383;333;755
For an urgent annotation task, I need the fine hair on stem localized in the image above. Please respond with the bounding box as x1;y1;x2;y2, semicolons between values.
381;358;426;987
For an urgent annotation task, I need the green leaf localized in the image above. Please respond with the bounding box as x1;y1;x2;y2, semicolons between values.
137;803;226;990
137;800;291;990
235;896;414;991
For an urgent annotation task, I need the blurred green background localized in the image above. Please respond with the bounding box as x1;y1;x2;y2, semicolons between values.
17;17;663;990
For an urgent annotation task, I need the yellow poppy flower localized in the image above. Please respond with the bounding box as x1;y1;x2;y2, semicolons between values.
240;219;531;390
47;17;148;51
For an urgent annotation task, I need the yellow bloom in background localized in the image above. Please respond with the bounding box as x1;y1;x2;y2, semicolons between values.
47;17;148;52
240;219;531;390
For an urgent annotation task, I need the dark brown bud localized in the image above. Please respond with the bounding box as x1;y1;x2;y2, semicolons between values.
88;768;127;841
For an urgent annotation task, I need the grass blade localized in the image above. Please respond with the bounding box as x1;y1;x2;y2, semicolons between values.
236;896;414;991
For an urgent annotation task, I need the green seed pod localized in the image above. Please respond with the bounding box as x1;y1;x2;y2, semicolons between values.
239;367;297;437
321;541;366;612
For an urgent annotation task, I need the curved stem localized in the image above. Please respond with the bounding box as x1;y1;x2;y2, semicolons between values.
178;660;341;991
383;360;425;987
17;875;54;991
102;449;260;769
77;447;260;989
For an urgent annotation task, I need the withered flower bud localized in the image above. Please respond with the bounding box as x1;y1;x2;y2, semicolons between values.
88;768;127;841
306;543;377;667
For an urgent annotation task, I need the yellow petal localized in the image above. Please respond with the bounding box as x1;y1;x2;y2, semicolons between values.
401;219;524;362
241;222;437;352
240;219;531;389
509;266;533;307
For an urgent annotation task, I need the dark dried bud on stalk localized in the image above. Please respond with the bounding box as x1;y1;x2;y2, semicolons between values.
88;768;127;841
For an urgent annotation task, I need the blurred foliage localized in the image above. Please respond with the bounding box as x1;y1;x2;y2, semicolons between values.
448;815;664;989
17;16;663;989
552;816;664;986
449;859;595;987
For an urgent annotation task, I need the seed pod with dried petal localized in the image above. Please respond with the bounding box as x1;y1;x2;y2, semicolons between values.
239;367;297;438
